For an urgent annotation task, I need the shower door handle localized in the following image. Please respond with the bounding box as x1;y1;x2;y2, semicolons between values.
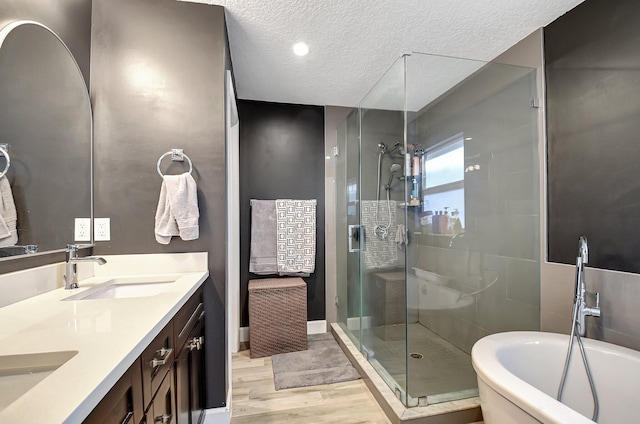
348;225;366;252
361;225;366;251
348;225;358;252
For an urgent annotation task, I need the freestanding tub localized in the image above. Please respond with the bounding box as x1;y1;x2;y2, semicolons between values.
472;331;640;423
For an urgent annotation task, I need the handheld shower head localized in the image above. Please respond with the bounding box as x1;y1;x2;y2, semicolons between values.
386;163;402;189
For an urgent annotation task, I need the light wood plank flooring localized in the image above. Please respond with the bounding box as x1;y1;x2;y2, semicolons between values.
231;349;391;423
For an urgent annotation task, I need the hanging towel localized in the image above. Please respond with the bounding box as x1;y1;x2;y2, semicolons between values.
396;224;407;250
155;172;199;245
249;199;278;275
275;199;316;276
360;200;398;269
0;176;17;247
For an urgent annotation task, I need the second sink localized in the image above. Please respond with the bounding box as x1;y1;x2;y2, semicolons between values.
0;350;78;412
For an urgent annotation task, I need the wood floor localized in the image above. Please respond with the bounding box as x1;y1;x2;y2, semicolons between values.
230;349;391;423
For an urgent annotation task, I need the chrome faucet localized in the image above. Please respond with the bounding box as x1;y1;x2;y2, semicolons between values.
575;236;600;336
64;244;107;289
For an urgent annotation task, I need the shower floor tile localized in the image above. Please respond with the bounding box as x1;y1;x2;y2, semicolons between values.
362;323;477;401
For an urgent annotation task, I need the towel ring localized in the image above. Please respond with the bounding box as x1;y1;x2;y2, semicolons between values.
157;149;193;177
0;146;10;178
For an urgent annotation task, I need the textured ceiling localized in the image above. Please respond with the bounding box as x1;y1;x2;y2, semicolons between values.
187;0;584;107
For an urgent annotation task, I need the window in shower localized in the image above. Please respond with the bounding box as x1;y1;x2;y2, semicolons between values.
422;133;465;228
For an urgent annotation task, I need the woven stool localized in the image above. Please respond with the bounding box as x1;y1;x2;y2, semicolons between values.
248;277;307;358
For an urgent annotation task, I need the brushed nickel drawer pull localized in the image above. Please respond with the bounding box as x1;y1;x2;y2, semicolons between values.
121;411;134;424
154;413;172;423
178;302;204;339
187;336;204;351
150;347;173;368
187;337;198;352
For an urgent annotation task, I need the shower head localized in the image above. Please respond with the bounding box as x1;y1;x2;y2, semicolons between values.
386;163;402;189
378;143;387;152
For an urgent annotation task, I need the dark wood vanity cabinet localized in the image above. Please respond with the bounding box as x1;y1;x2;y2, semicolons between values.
83;287;204;424
145;368;177;424
83;358;144;424
142;322;175;408
174;289;205;424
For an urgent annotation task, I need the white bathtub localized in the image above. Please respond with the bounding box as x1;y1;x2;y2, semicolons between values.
472;331;640;424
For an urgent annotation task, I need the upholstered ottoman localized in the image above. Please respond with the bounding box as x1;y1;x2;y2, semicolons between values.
248;277;307;358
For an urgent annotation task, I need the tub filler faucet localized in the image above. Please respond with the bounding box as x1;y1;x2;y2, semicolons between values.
557;235;600;420
64;244;107;289
575;236;600;336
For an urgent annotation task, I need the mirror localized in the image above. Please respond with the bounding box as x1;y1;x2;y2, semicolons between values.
0;20;92;258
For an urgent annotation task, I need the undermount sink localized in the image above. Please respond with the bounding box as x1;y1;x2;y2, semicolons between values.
0;350;78;412
62;276;178;301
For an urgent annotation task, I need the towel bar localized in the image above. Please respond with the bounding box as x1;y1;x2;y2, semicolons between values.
157;149;193;177
0;144;10;178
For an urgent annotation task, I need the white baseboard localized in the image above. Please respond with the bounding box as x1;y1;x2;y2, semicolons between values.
307;320;328;334
239;320;328;342
239;326;250;343
203;406;230;424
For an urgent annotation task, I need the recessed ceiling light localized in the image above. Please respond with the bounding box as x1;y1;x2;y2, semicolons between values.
293;42;309;56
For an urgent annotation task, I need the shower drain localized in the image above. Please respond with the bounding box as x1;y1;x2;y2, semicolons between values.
410;352;424;359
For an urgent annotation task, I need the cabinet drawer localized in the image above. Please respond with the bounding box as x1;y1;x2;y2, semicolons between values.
173;288;204;351
145;367;176;424
142;321;174;406
83;358;143;424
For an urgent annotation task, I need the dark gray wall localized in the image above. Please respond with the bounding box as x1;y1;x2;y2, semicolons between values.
546;0;640;273
91;0;229;407
238;100;325;326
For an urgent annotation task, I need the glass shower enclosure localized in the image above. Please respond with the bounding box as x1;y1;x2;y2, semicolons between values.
336;52;541;407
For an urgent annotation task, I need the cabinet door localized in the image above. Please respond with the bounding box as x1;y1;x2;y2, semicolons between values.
175;340;190;424
189;318;205;424
146;367;176;424
142;322;174;406
83;358;143;424
175;310;205;424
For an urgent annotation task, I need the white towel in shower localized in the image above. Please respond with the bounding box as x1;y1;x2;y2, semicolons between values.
0;176;17;247
396;224;407;250
155;172;199;244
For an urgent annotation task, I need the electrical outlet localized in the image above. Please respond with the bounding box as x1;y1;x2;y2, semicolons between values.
74;218;91;242
94;218;110;241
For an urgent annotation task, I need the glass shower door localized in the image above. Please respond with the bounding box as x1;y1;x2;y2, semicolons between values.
359;56;410;403
336;111;363;348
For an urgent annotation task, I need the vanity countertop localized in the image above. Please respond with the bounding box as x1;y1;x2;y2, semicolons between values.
0;259;208;424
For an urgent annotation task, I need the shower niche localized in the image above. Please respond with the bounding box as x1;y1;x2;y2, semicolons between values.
335;52;542;410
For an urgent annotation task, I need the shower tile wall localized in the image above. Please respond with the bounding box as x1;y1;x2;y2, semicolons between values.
412;64;541;354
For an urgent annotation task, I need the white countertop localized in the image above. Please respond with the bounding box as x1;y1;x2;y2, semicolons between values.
0;253;209;424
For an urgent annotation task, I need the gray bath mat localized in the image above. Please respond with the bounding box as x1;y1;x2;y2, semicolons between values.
271;333;361;390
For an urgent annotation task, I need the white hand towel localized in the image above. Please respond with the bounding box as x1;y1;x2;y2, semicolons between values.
396;224;407;251
155;172;199;244
0;176;17;247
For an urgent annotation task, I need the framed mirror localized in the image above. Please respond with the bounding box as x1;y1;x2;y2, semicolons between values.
0;20;92;259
